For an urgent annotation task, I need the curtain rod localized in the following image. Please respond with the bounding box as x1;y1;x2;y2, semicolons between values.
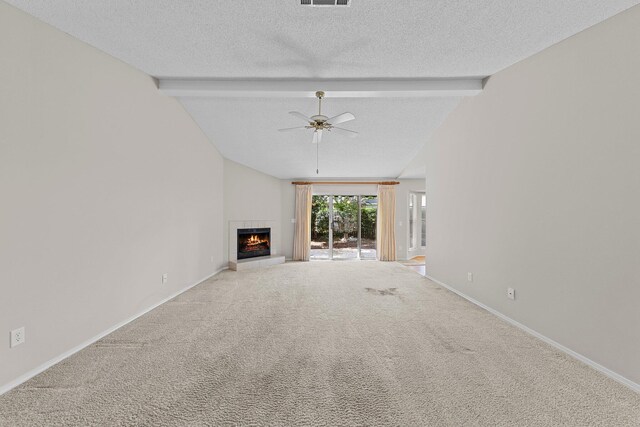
291;181;400;185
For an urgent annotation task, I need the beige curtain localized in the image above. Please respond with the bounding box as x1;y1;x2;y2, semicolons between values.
293;184;313;261
376;184;396;261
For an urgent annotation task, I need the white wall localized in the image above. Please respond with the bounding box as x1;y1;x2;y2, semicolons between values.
0;3;224;390
223;159;283;263
280;181;296;260
415;5;640;385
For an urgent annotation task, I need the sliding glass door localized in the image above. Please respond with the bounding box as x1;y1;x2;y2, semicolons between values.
359;196;377;260
310;195;331;260
408;191;426;256
310;194;377;260
332;196;359;259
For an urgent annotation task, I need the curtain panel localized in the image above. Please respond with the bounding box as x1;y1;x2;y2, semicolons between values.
376;184;396;261
293;184;313;261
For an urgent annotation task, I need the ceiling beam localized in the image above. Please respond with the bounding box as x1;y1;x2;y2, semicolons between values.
157;78;484;98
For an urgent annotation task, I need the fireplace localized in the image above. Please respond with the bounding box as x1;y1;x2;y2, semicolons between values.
237;228;271;260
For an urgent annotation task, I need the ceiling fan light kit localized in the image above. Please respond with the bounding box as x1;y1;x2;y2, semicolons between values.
278;90;358;174
278;90;358;141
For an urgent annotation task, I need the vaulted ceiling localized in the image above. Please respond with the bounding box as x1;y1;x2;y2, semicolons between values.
6;0;639;178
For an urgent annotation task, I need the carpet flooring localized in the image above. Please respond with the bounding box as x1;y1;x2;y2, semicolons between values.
1;262;638;426
399;257;426;276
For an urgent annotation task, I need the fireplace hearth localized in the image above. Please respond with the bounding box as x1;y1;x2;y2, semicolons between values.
237;228;271;260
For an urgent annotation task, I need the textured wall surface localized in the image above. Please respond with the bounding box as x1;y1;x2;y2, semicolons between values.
0;3;224;389
418;5;640;384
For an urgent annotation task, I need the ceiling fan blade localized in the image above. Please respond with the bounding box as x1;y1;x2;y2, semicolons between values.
326;112;355;125
289;111;313;123
331;127;359;138
278;126;307;132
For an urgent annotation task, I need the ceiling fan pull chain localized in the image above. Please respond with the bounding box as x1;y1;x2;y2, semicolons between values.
316;136;319;174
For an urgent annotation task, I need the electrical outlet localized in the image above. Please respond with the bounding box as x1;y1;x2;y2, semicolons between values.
467;272;473;282
507;288;515;300
290;218;296;223
10;327;25;348
210;255;215;263
162;273;168;284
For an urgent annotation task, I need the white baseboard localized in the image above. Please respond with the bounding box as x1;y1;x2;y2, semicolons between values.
425;275;640;394
0;267;228;396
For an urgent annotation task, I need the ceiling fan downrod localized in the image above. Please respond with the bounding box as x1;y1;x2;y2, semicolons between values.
316;91;324;174
316;90;324;116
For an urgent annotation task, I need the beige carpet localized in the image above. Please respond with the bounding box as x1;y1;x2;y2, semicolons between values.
1;262;638;426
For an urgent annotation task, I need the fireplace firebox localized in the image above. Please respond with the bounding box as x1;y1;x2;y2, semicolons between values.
237;228;271;260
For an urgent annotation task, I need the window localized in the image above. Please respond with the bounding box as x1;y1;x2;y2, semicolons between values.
409;191;426;251
409;193;416;250
421;194;426;247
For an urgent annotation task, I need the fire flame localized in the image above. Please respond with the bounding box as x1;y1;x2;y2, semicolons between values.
245;235;269;245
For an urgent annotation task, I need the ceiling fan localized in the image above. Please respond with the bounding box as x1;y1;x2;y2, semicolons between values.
278;91;358;144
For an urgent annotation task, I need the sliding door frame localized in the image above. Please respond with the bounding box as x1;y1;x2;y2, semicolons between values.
323;194;365;260
357;195;362;258
328;196;334;260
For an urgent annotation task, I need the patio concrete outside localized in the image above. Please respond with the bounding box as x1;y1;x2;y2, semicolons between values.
310;247;376;260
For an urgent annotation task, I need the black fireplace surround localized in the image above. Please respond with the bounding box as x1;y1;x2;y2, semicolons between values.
237;228;271;260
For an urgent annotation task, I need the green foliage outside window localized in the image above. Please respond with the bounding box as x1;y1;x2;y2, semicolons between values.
311;195;377;240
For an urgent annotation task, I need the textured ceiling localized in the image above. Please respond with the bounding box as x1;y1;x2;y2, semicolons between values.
7;0;639;78
180;97;461;179
6;0;639;177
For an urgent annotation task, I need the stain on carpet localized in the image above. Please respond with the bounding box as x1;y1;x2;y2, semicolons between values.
365;287;398;296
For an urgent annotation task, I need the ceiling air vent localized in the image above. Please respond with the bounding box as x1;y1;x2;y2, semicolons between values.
301;0;351;6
